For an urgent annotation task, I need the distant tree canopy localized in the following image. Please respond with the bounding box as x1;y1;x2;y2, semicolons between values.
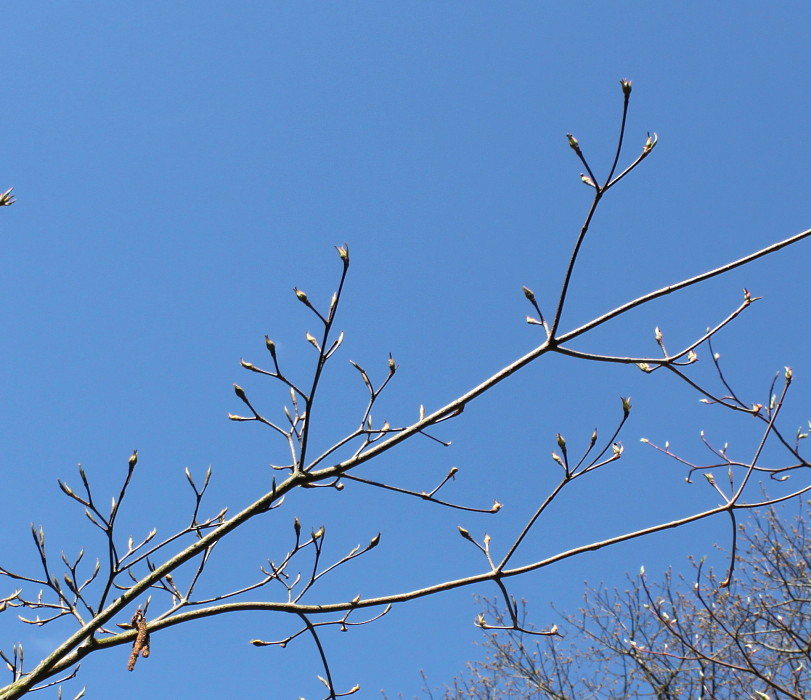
431;502;811;700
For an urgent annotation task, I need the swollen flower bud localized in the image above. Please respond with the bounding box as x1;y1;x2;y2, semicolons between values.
566;133;580;150
294;288;308;303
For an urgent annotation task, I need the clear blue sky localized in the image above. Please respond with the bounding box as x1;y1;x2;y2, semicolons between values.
1;4;809;697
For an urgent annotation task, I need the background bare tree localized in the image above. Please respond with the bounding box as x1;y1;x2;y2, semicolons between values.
1;83;810;699
425;500;811;700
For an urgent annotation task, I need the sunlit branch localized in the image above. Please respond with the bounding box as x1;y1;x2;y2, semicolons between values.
554;292;753;368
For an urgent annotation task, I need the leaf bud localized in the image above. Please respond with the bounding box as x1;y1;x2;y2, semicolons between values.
335;244;349;263
457;526;474;542
620;78;632;96
621;396;632;416
294;287;308;303
580;173;596;188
